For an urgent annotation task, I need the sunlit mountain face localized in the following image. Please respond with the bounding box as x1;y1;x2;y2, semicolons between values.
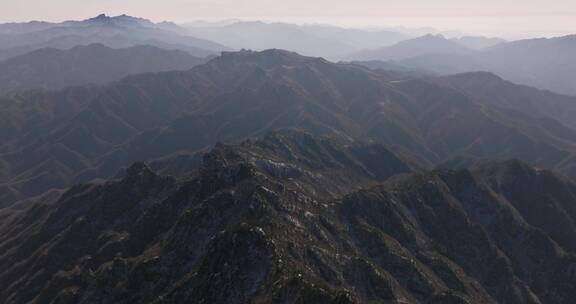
1;8;576;304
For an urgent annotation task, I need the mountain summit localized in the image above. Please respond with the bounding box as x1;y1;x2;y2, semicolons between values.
82;14;155;28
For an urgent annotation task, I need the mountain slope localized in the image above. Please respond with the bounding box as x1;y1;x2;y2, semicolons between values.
435;71;576;130
2;49;576;208
1;132;576;303
480;35;576;95
0;44;205;92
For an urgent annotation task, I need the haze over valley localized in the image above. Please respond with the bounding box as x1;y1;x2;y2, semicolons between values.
1;4;576;303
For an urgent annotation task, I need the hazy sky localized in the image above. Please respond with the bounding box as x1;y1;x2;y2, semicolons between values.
2;0;576;38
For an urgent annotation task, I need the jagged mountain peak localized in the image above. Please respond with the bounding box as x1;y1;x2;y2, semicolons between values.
119;161;170;194
125;161;154;178
83;13;154;27
90;13;108;20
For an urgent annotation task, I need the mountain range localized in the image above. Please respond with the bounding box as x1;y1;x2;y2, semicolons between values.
1;13;576;303
0;14;229;60
349;34;474;61
1;129;576;303
0;43;204;92
3;49;576;210
185;21;412;59
351;34;576;96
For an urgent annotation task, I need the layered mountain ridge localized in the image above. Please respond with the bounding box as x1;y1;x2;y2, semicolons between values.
349;34;472;61
0;43;205;92
0;32;574;304
0;14;229;60
185;21;411;60
2;9;576;304
1;130;576;303
3;49;576;208
353;34;576;96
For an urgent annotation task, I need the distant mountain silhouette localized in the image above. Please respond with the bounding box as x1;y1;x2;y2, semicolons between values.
451;36;506;49
186;21;411;60
0;44;205;92
480;35;576;95
349;34;472;61
81;13;155;28
0;14;229;60
354;34;576;96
